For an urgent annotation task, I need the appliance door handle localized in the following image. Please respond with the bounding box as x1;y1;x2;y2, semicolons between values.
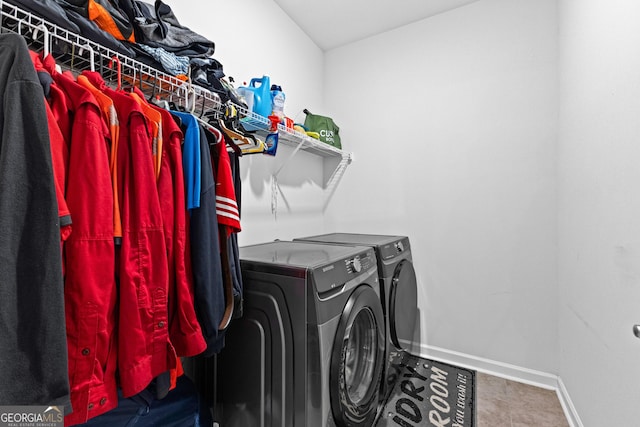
633;325;640;339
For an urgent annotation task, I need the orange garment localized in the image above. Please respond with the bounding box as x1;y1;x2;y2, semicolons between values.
77;75;123;241
87;0;135;43
130;90;163;180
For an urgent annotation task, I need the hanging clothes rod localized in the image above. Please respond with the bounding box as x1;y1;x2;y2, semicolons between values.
0;0;224;117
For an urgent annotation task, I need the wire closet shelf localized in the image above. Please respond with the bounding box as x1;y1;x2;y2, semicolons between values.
0;0;350;159
0;0;224;118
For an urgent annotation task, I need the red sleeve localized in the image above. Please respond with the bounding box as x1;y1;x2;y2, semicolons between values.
214;143;241;235
43;101;72;240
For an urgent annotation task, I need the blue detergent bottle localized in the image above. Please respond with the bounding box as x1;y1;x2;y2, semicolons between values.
243;76;271;118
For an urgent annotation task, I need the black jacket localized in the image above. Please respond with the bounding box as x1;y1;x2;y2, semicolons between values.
125;0;215;58
0;33;71;411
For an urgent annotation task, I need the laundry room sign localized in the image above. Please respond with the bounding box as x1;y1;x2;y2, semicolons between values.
375;356;475;427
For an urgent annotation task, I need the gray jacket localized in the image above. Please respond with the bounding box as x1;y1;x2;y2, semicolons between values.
0;33;71;412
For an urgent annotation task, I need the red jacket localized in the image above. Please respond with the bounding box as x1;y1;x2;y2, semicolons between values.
149;97;206;357
82;72;177;398
51;71;118;425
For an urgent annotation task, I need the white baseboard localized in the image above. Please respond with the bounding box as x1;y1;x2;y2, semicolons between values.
405;342;583;427
557;377;584;427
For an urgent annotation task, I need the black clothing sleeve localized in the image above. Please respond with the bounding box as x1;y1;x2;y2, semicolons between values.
190;124;225;356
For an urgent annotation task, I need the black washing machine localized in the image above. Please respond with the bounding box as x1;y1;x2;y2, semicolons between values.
295;233;419;406
216;240;385;427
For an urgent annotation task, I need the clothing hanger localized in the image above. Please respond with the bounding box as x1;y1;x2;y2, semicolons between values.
196;116;223;143
33;24;50;58
98;47;105;77
166;89;178;111
147;70;159;103
198;94;207;119
192;92;243;153
151;90;171;110
124;65;136;92
192;104;222;139
17;19;25;38
218;118;248;142
70;43;77;71
108;55;122;91
189;91;196;115
218;118;262;154
78;44;96;72
218;102;264;153
174;81;196;113
225;103;258;138
32;23;63;74
209;125;224;144
138;65;144;93
208;120;242;155
121;64;137;93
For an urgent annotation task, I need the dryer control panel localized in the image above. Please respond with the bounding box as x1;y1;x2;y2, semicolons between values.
379;236;410;261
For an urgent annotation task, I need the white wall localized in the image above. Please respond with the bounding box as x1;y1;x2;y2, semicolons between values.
149;1;640;424
324;0;559;374
163;0;330;246
558;0;640;424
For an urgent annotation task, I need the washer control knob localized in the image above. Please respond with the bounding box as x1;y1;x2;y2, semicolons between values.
395;241;404;253
351;257;362;273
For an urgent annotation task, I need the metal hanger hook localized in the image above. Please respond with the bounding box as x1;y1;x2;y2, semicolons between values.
109;55;122;90
81;44;95;72
33;24;49;57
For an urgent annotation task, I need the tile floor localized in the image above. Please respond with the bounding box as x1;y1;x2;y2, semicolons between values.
476;372;570;427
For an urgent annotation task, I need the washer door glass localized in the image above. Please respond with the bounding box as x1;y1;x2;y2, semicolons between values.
344;308;377;405
330;285;385;427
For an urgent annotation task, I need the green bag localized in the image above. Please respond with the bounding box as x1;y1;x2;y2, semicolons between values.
303;109;341;149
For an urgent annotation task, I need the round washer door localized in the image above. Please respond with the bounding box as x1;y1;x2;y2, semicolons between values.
389;259;418;350
330;285;385;427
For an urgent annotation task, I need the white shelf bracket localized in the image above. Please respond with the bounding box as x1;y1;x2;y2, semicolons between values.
273;137;306;179
323;153;352;211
